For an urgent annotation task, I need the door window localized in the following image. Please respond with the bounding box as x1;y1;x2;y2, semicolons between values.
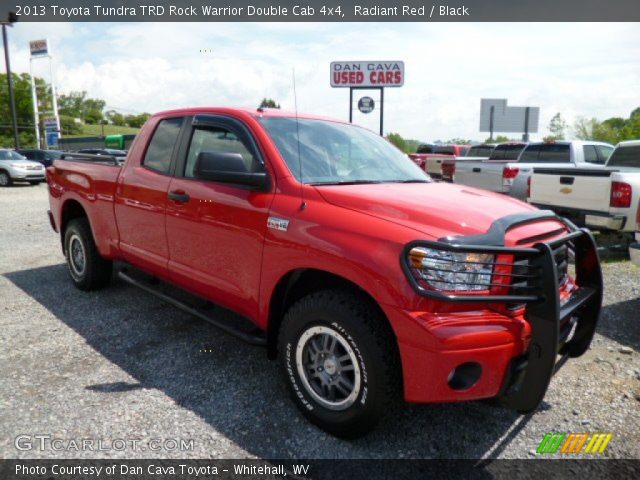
184;127;260;178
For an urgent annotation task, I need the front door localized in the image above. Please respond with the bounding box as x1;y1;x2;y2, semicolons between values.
165;115;274;320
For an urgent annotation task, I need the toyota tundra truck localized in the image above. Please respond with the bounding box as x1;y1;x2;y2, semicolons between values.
46;107;603;437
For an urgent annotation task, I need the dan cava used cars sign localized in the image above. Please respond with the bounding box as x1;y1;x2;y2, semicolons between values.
331;61;404;87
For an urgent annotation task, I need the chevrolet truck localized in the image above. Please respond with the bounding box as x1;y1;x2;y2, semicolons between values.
46;107;603;437
529;140;640;234
451;141;614;200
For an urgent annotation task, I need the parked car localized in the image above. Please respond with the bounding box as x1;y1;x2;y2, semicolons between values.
409;144;470;180
528;140;640;233
0;149;46;186
16;148;64;168
453;141;614;199
441;144;498;182
46;107;603;437
450;143;527;191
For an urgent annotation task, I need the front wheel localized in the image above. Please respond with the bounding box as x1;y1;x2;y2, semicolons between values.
278;290;400;438
64;218;112;291
0;171;12;187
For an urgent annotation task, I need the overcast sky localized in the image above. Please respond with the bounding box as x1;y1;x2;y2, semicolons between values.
2;22;639;142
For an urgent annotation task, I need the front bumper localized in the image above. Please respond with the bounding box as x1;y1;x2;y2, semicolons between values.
10;169;45;181
394;211;603;412
585;214;626;231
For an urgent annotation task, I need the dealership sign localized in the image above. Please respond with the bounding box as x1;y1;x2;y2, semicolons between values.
330;61;404;88
29;39;49;57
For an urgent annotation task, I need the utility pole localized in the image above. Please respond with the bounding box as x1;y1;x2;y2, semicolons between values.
2;12;19;148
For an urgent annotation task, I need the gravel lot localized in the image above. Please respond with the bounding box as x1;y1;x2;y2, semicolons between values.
1;183;638;460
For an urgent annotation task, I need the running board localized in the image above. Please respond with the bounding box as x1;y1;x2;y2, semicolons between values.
117;270;267;346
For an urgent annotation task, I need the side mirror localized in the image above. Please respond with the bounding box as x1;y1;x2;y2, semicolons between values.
193;151;267;189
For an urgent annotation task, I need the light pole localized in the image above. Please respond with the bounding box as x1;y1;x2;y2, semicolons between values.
1;12;19;148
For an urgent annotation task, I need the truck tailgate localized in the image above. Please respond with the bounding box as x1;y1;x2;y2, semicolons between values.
455;160;507;192
530;168;613;212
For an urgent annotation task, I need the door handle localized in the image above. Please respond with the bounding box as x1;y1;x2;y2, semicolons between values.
168;190;190;203
559;177;574;185
473;167;481;173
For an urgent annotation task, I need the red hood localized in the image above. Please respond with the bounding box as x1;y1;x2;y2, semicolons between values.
315;182;538;240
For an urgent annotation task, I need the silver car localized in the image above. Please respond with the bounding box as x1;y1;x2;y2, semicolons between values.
0;149;46;186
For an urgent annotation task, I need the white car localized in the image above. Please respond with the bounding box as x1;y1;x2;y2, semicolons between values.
0;149;46;186
529;140;640;233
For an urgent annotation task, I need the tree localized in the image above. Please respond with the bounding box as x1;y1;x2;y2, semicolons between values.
105;110;127;126
484;135;512;143
386;132;408;152
546;112;567;141
0;73;43;147
58;91;105;124
259;98;280;109
59;115;82;135
125;113;151;128
573;117;599;140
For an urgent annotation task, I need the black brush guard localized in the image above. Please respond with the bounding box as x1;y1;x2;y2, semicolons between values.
401;210;603;413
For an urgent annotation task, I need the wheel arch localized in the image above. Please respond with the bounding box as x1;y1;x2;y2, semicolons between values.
60;199;89;252
266;268;398;360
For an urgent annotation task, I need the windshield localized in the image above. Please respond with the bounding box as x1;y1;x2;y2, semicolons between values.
607;145;640;168
259;117;429;185
0;150;26;160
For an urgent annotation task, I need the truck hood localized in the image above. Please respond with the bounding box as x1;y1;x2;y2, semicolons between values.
315;182;537;239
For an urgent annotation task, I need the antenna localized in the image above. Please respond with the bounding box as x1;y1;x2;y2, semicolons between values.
292;68;306;210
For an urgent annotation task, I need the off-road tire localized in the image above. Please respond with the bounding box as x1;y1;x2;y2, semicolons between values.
0;171;12;187
278;289;400;438
64;218;112;291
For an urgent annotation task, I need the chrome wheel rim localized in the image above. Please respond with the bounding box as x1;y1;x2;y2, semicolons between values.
0;173;8;186
295;325;361;411
68;234;86;276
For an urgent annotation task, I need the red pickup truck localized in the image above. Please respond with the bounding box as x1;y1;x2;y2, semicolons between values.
46;107;603;438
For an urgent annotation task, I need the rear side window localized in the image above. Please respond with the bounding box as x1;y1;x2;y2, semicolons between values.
597;145;614;162
416;144;434;154
434;146;455;155
519;144;570;163
490;144;525;161
583;145;599;163
143;117;183;173
607;145;640;168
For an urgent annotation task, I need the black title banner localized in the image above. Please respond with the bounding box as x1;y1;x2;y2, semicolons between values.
3;0;640;22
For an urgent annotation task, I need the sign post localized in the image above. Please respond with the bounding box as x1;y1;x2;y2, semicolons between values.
29;38;61;148
330;61;404;136
480;98;539;141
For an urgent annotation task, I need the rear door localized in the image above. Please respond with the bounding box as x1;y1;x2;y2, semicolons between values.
115;116;185;278
165;115;274;320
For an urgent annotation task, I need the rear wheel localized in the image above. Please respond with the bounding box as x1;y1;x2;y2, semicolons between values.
278;290;399;438
0;171;12;187
64;218;112;291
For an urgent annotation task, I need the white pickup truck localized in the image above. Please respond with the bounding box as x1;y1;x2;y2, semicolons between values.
631;207;640;266
453;141;614;200
529;140;640;234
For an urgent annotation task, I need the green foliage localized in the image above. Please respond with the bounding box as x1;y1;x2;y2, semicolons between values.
59;115;82;135
259;98;280;109
484;135;514;143
386;132;408;152
125;113;151;128
58;90;105;124
573;108;640;144
0;73;43;146
545;112;567;141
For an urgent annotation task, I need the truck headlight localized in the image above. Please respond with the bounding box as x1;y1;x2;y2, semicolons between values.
407;247;494;292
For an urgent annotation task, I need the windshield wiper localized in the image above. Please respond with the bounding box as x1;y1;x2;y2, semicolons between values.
308;180;384;186
389;179;431;183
